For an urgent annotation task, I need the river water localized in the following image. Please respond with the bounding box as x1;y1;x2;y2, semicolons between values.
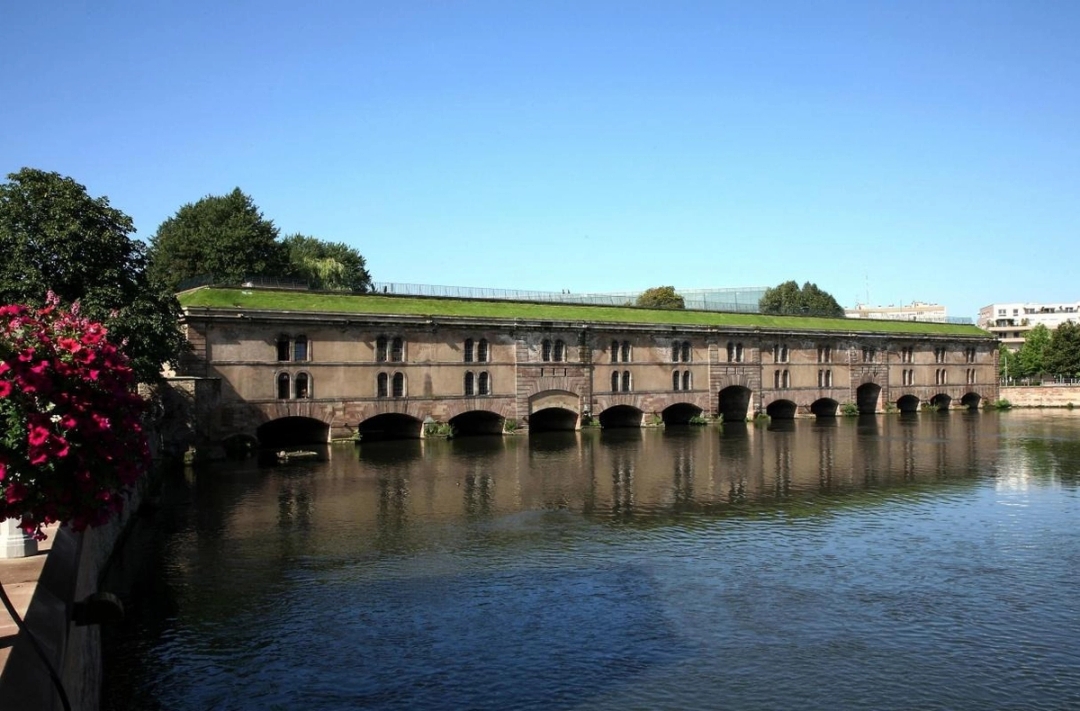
102;411;1080;710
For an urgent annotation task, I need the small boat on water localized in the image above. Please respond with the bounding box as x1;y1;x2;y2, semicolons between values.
276;450;319;462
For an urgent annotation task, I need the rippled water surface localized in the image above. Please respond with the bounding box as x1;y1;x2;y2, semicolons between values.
103;411;1080;710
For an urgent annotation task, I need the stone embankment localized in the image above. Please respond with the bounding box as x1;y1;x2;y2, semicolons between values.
1000;385;1080;408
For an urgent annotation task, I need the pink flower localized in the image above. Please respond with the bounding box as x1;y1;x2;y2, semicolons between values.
5;482;27;504
0;381;10;398
28;424;51;447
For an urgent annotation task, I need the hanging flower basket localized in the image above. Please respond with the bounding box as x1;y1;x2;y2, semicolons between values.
0;294;149;540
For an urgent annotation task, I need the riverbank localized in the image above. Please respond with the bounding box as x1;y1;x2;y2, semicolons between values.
1000;384;1080;408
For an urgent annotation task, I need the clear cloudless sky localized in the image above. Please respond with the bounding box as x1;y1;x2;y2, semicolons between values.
3;1;1078;319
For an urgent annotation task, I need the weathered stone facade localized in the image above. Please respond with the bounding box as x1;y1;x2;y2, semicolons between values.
175;296;999;447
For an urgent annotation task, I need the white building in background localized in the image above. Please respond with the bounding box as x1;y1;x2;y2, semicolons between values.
977;301;1080;351
844;301;948;323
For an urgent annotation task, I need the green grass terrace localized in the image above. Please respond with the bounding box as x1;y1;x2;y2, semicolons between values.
179;287;990;337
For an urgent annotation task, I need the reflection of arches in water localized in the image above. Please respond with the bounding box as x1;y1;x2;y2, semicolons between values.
770;426;793;498
897;394;920;414
449;436;506;461
673;447;694;507
528;431;579;457
449;410;505;437
810;398;838;418
856;383;881;414
719;421;751;502
357;438;423;465
359;413;423;441
257;416;329;447
902;417;917;481
960;392;981;411
277;480;314;529
766;399;797;420
377;474;410;535
767;420;795;433
612;455;635;516
530;407;578;432
930;393;953;411
718;386;753;422
661;403;703;425
598;405;644;429
464;469;494;518
856;415;881;483
818;423;836;491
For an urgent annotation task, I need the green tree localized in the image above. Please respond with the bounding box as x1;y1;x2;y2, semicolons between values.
282;234;372;292
759;280;845;318
998;343;1017;381
1016;323;1051;379
148;188;289;291
1044;321;1080;379
635;286;685;309
0;168;185;381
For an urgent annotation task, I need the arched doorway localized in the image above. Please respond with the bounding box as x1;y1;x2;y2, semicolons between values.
930;394;952;411
661;403;704;425
256;416;329;447
449;410;505;437
529;407;579;432
765;399;797;420
718;386;753;423
856;383;881;414
960;392;981;411
810;398;838;418
358;413;424;441
896;394;920;414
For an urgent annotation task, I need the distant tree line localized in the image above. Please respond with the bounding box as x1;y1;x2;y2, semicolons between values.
1000;322;1080;381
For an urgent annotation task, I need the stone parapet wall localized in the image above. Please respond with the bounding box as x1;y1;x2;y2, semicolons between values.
1001;385;1080;408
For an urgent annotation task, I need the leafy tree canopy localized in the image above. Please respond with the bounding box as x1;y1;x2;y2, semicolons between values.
0;168;185;382
1016;323;1051;379
759;280;845;318
636;286;685;309
148;188;289;291
283;234;372;292
1044;321;1080;379
998;343;1017;379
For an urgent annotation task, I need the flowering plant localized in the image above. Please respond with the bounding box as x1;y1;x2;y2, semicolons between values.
0;294;149;540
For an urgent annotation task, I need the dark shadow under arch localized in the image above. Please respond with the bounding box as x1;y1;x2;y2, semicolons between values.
960;392;981;411
599;405;645;429
856;383;881;414
930;393;953;411
256;416;329;447
221;433;259;458
897;394;920;414
766;399;797;420
810;398;838;418
529;407;578;432
661;403;704;425
358;413;423;441
718;386;753;423
449;410;504;437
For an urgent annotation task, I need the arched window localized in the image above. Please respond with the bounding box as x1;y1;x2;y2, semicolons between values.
277;373;290;399
478;339;489;362
478;371;490;395
464;338;474;363
620;341;631;363
391;337;404;362
554;339;566;362
376;336;388;362
681;341;691;363
277;336;291;362
682;370;692;390
672;341;681;363
293;336;308;362
673;371;681;390
392;372;405;397
611;340;620;363
542;339;552;362
295;372;310;399
735;343;744;362
611;370;620;392
774;370;781;389
464;371;475;396
782;370;790;388
727;342;735;362
621;370;631;392
377;372;388;398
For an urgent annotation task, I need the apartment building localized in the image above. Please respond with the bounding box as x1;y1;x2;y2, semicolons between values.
977;301;1080;351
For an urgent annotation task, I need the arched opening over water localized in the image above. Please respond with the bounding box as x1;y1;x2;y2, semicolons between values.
718;386;752;422
897;394;921;414
358;413;423;441
765;399;797;420
221;433;259;458
256;416;329;447
856;383;881;414
810;398;838;418
930;393;953;411
661;403;703;425
599;405;644;429
960;392;981;410
449;410;505;437
529;407;578;432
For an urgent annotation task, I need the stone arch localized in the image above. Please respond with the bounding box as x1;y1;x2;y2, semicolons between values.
765;399;797;420
856;383;881;414
358;412;423;441
960;392;981;410
896;394;920;413
930;393;953;411
718;385;753;423
810;398;838;418
661;402;703;425
598;404;644;428
449;410;505;437
256;416;330;447
528;389;580;415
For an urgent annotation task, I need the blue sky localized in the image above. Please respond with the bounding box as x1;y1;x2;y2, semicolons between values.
3;1;1078;319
